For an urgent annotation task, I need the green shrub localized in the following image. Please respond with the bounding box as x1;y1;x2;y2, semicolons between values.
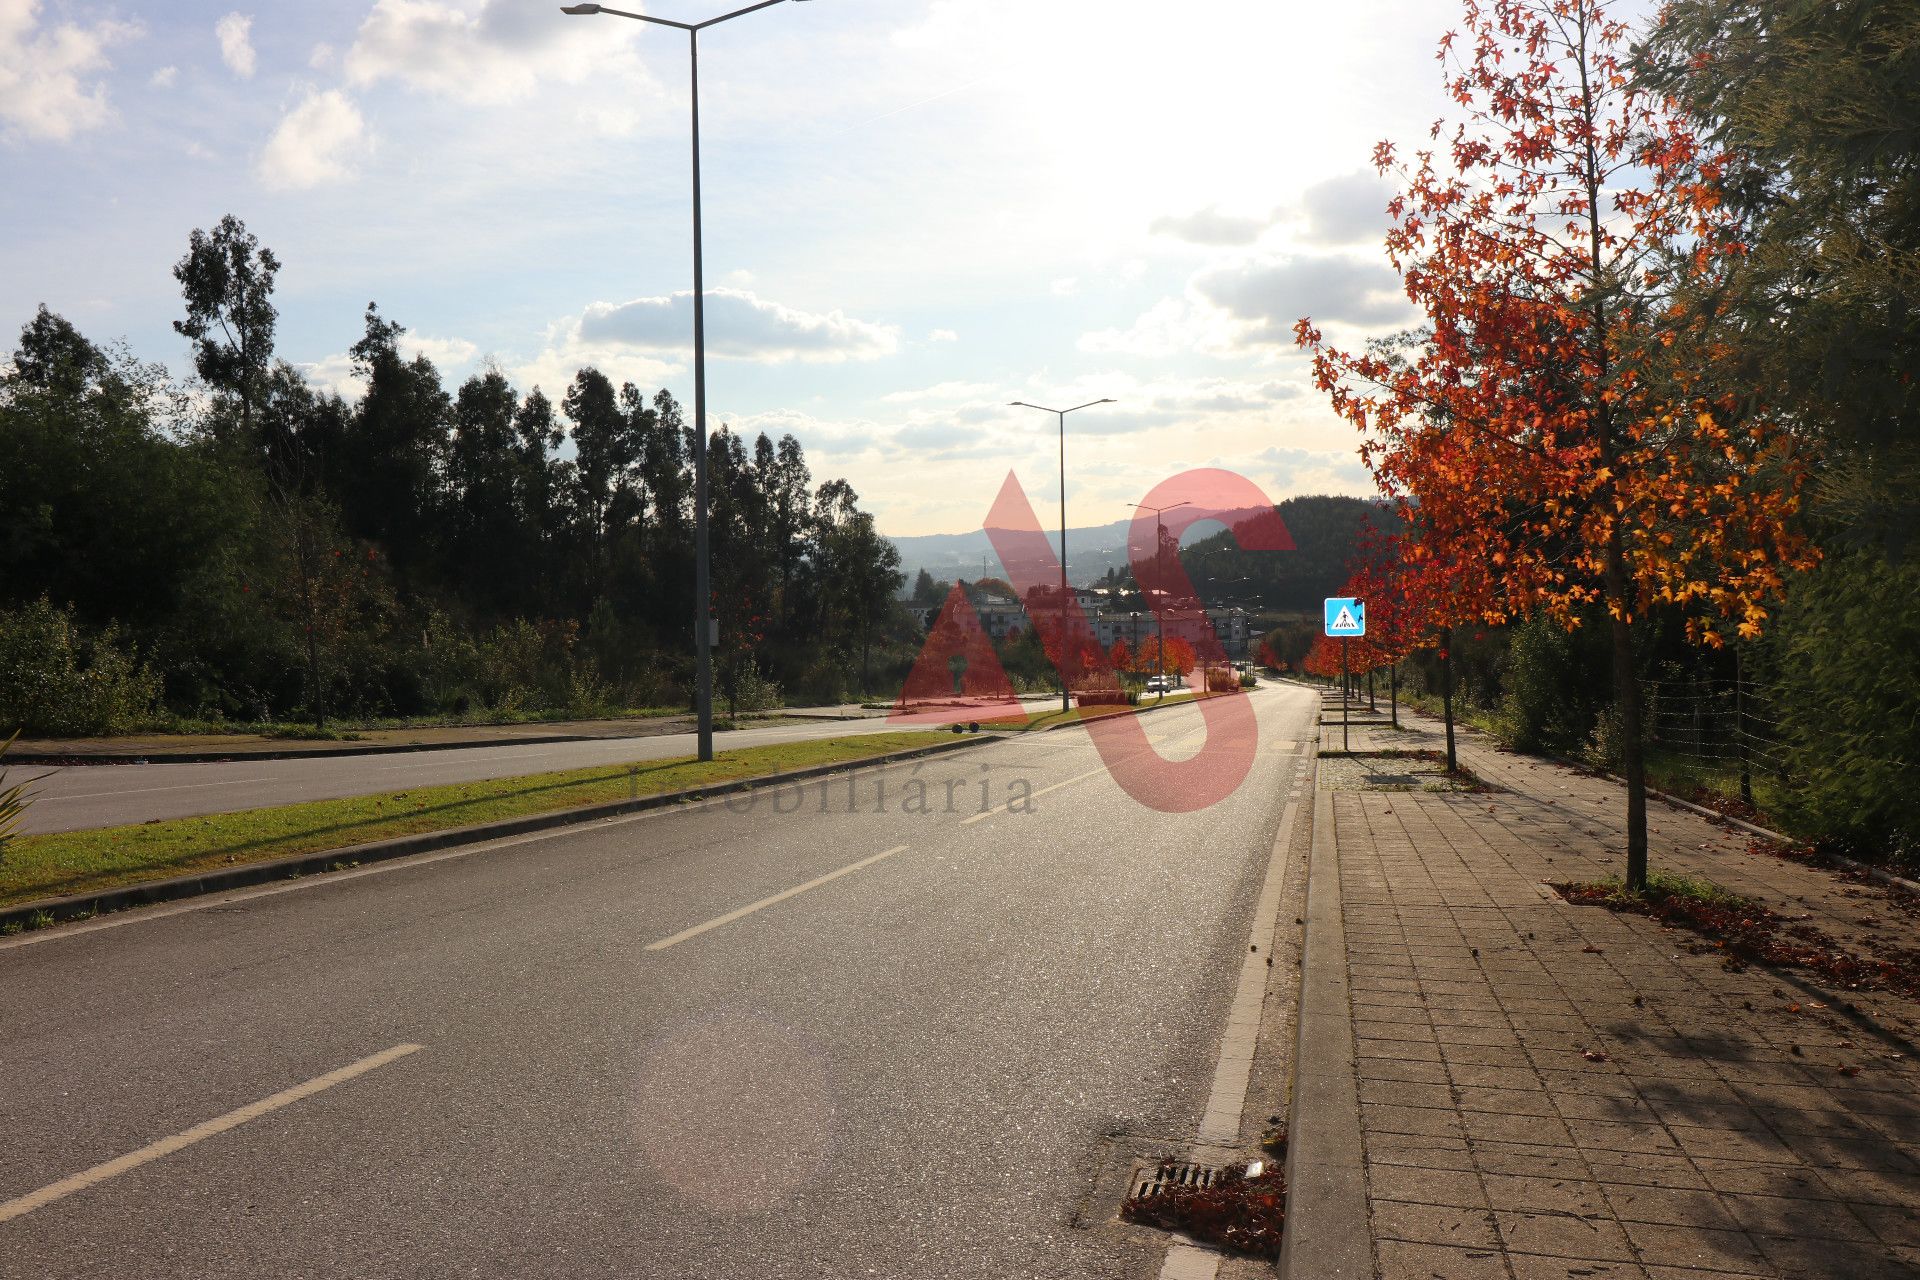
1496;614;1603;755
728;665;784;715
0;732;32;865
0;598;161;736
1772;550;1920;866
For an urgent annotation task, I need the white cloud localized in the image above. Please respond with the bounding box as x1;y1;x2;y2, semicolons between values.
1241;445;1374;499
216;12;255;79
309;42;335;70
1050;277;1080;297
1086;250;1413;360
1194;254;1412;340
1298;171;1396;246
929;329;958;343
149;65;178;89
298;332;482;399
344;0;642;106
1080;295;1243;360
506;321;680;404
1150;206;1272;247
880;380;993;405
577;289;900;364
258;89;368;190
0;0;140;142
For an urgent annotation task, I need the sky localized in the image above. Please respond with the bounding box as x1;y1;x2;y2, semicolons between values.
1;0;1465;537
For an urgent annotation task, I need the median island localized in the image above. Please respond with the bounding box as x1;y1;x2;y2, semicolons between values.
1;732;951;914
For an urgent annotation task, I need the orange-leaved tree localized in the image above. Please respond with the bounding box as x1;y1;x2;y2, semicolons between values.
1297;0;1817;889
1163;637;1198;683
1302;635;1343;682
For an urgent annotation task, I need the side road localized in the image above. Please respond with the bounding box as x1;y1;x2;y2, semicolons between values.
7;715;712;764
1283;700;1920;1280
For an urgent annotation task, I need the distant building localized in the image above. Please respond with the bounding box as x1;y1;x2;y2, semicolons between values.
912;593;1250;659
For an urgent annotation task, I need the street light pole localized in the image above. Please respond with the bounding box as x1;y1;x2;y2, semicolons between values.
561;0;807;763
1134;499;1189;690
1010;398;1115;714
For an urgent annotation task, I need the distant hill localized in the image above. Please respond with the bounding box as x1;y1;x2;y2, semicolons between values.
1183;494;1384;613
889;494;1383;613
888;519;1138;590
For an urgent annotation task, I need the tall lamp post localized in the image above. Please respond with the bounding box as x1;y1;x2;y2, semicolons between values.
561;0;809;763
1010;398;1114;713
1135;499;1189;686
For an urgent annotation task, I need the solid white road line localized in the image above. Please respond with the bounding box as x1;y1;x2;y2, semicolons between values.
1197;792;1304;1145
376;751;552;771
644;845;911;952
0;1043;424;1224
36;777;275;804
959;765;1109;825
1158;1242;1221;1280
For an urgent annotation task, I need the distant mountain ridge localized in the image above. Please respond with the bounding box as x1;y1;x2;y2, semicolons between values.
888;494;1385;612
887;519;1139;589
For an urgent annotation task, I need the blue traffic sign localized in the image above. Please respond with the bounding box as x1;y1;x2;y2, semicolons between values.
1324;597;1366;637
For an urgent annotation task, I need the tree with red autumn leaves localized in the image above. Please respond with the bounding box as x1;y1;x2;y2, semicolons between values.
1298;0;1819;889
1338;511;1486;759
1162;637;1198;683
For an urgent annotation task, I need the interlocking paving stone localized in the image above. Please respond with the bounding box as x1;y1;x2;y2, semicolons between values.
1323;705;1920;1278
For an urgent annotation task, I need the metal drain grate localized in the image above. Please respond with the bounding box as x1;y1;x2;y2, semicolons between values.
1129;1160;1224;1201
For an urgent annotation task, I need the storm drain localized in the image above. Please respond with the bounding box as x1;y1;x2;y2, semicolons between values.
1129;1159;1227;1201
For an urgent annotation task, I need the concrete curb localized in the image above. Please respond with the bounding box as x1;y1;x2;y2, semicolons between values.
1036;691;1209;731
1277;775;1373;1278
0;734;997;934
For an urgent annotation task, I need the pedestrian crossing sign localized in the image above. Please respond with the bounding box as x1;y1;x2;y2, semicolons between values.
1324;597;1366;637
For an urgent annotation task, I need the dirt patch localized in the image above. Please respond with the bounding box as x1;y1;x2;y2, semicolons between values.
1318;749;1494;794
1555;877;1920;1003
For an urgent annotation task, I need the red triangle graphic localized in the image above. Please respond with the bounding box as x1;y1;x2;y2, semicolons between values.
890;585;1027;726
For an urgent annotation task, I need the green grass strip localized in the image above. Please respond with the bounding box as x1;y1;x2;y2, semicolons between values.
0;731;951;910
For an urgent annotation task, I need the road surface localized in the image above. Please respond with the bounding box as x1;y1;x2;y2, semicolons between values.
0;686;1315;1278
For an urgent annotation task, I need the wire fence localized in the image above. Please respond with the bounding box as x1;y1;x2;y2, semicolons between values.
1640;673;1787;804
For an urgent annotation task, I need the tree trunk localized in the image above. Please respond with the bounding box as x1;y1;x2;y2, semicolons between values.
1606;534;1649;890
1441;627;1457;773
1367;667;1376;712
861;625;872;698
1390;662;1399;729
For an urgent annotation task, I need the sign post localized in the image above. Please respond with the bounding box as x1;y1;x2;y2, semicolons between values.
1324;597;1367;754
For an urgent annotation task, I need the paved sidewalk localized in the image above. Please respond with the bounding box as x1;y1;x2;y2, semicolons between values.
1302;697;1920;1279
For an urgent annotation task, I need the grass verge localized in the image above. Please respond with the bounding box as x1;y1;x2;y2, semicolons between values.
1013;690;1213;733
0;731;950;912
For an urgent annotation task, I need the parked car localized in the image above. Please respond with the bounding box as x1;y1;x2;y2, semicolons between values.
1145;676;1170;694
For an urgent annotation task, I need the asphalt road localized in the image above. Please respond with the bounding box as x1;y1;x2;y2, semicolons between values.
0;686;1316;1279
18;716;930;836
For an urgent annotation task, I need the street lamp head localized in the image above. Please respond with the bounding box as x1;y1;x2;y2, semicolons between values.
560;4;601;12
